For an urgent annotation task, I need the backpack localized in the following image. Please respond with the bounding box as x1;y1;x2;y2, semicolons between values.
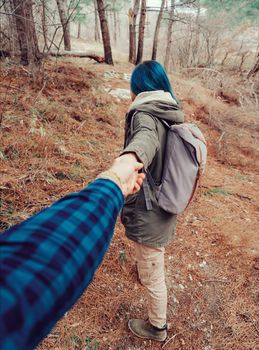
131;113;207;214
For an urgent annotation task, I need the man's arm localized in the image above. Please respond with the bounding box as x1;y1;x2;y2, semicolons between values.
0;179;123;350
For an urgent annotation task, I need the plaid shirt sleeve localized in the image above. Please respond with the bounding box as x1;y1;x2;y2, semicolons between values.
0;178;124;350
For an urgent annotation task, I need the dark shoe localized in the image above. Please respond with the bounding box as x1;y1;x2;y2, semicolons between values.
128;319;167;342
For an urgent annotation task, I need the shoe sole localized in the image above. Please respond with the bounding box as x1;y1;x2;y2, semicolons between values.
128;320;167;342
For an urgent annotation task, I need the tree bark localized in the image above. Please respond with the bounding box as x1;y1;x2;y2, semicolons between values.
164;0;175;72
50;51;105;63
113;9;117;45
56;0;71;51
96;0;113;65
117;10;121;38
247;53;259;79
128;0;140;63
12;0;41;65
152;0;166;60
3;0;18;56
136;0;146;65
77;22;81;39
41;0;49;51
94;0;101;42
193;0;201;66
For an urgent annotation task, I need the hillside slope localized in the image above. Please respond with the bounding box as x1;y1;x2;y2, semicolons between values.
0;60;258;350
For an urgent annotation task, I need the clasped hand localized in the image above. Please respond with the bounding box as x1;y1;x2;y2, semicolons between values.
109;153;145;196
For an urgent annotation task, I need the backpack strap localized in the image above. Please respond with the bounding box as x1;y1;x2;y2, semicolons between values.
142;171;160;211
159;119;170;129
142;178;153;211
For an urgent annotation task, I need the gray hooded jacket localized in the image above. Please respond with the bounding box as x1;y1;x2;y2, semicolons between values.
121;91;184;247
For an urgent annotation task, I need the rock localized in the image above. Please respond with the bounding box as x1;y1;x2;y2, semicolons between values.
173;296;179;304
123;73;131;81
199;261;208;268
104;70;120;79
104;87;130;100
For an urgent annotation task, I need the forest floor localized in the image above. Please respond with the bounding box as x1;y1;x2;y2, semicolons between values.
0;57;258;350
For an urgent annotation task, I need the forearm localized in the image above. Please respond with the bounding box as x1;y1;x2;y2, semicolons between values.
122;113;159;169
0;179;124;350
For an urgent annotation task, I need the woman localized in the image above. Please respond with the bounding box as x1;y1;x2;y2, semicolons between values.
121;60;184;342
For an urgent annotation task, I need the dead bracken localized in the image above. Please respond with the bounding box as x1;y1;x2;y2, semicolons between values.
0;61;258;350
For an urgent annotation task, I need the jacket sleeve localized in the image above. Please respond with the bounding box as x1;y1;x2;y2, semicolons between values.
121;112;160;169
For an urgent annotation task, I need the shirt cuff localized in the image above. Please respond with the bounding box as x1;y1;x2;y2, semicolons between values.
96;170;122;191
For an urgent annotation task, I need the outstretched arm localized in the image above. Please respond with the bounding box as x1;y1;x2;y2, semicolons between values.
0;157;144;350
122;112;160;169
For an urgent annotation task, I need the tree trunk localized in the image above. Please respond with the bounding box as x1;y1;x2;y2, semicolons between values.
77;22;81;39
12;0;41;65
164;0;174;72
117;11;121;38
186;26;193;67
146;10;150;37
136;0;146;65
3;0;18;56
247;53;259;79
56;0;71;51
128;0;140;63
192;0;200;66
96;0;113;65
152;0;166;60
94;0;101;42
113;10;117;45
50;51;105;63
41;0;49;51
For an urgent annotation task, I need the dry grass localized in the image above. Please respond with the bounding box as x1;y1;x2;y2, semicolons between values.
172;71;259;172
0;60;124;230
0;60;258;350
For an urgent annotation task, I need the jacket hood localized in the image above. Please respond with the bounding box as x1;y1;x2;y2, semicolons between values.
128;90;184;124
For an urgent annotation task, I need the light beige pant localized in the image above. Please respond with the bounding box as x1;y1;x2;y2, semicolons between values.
133;241;167;328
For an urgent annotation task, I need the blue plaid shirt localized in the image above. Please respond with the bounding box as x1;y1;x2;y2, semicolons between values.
0;179;124;350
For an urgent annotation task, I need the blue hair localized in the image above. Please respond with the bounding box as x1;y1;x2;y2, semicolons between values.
130;60;178;103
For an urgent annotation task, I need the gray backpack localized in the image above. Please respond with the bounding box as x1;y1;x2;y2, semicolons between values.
131;114;207;214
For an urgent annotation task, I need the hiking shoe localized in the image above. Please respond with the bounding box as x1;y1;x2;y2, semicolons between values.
128;319;167;342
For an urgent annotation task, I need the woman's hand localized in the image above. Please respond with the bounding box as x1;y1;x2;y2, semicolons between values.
109;153;145;196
